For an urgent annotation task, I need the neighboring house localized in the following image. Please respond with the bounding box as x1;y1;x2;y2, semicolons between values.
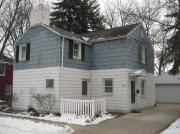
13;5;155;113
0;55;13;100
155;73;180;103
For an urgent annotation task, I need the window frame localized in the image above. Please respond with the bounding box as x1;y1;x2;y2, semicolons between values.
0;65;5;76
5;84;12;96
19;44;27;61
82;80;88;96
140;47;146;64
141;79;145;96
46;79;54;89
73;42;81;60
104;78;113;94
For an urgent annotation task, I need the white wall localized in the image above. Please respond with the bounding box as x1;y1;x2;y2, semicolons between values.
156;84;180;103
91;69;130;112
13;67;90;111
130;73;156;110
13;67;155;112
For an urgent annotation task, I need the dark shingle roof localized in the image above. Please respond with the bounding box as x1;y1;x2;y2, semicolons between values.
81;23;140;41
48;25;83;41
46;23;140;43
0;55;13;63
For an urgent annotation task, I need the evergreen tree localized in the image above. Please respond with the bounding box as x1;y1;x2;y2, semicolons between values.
167;0;180;75
50;0;104;34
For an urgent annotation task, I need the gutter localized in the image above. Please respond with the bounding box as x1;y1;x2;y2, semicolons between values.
0;61;13;65
91;36;126;43
59;36;64;112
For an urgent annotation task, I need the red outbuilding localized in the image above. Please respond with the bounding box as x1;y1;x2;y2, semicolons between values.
0;55;13;101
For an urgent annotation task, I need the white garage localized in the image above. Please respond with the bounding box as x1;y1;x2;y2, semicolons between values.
155;73;180;103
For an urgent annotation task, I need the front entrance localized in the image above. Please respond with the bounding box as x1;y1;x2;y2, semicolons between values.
131;81;136;104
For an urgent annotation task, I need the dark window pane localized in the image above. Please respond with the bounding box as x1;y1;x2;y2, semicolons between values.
0;65;5;75
105;80;112;86
104;79;113;93
46;79;54;88
82;81;88;95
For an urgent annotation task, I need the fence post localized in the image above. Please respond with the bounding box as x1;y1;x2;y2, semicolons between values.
103;98;106;114
92;99;95;117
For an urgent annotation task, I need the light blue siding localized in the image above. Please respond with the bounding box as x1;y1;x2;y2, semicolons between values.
14;25;61;70
126;25;154;73
91;39;127;70
63;38;92;70
14;24;154;73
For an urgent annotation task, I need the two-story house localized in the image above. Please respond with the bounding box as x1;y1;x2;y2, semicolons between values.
13;5;155;113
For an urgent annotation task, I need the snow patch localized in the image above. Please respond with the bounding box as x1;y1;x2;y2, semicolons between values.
82;36;90;42
0;100;5;103
161;118;180;134
0;111;115;126
0;117;74;134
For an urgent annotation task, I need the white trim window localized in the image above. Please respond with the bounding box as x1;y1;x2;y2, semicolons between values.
0;65;5;76
140;47;146;64
46;79;54;88
104;79;113;93
141;79;145;95
19;44;27;61
73;43;81;60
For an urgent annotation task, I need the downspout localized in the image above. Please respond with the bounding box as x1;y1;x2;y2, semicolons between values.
59;37;64;112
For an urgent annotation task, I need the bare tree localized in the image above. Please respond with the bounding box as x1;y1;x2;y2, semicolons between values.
104;0;135;28
31;93;56;114
0;0;32;59
104;0;173;75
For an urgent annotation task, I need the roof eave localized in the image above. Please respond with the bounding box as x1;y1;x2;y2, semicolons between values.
91;36;126;43
16;23;91;46
0;61;13;65
126;23;142;37
42;24;92;45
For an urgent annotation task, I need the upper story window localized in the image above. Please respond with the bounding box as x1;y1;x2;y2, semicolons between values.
104;78;113;93
16;43;30;62
73;43;81;60
139;46;146;64
19;45;27;61
0;65;5;76
69;39;85;61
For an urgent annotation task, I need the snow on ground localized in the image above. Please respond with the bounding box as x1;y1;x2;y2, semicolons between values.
39;113;114;126
161;118;180;134
0;111;115;126
0;100;5;103
0;117;74;134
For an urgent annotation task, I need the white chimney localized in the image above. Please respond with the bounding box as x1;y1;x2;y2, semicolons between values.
30;4;50;26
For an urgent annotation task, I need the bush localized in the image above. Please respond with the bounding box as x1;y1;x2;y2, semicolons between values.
27;107;39;117
94;111;102;118
53;112;61;117
31;93;56;115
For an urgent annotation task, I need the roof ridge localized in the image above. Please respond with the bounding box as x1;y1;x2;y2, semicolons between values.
81;23;141;36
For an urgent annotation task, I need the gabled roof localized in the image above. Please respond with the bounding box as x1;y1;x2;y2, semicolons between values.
0;55;13;64
81;23;140;42
17;23;141;45
45;23;141;43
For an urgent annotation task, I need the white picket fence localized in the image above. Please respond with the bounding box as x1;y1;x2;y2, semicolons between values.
60;98;106;117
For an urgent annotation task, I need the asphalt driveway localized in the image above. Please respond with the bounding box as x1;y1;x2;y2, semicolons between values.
69;103;180;134
0;103;180;134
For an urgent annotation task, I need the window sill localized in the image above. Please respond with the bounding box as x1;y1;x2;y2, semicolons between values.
46;88;54;90
0;74;5;76
18;60;27;62
103;93;113;96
